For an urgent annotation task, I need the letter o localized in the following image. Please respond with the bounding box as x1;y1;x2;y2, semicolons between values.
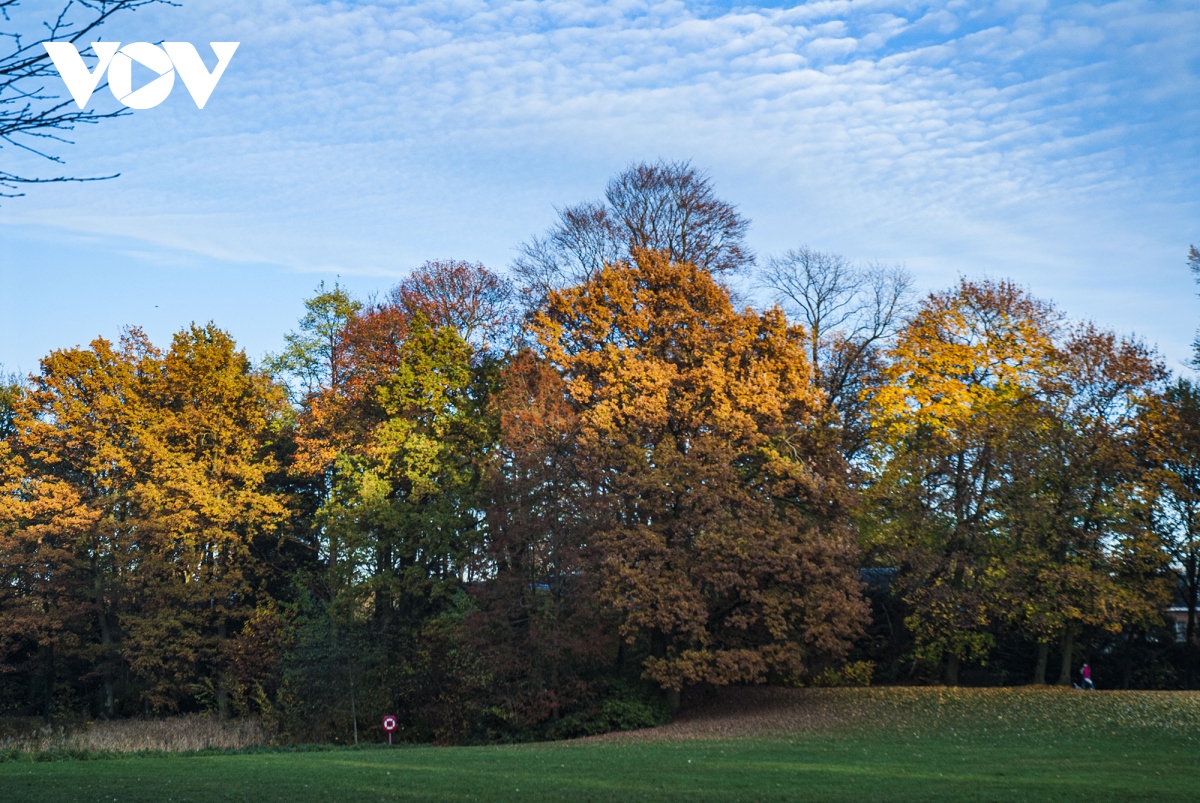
108;42;175;109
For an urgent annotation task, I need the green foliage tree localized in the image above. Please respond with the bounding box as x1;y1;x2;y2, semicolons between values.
0;370;19;440
267;282;362;398
284;266;504;741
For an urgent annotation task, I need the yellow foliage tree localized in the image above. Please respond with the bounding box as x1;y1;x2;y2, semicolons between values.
0;325;289;718
870;280;1167;686
868;279;1060;684
128;324;289;714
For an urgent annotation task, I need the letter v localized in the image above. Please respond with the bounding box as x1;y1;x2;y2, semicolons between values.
43;42;121;109
163;42;239;109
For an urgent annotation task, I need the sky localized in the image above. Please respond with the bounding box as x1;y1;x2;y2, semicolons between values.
1;0;1197;375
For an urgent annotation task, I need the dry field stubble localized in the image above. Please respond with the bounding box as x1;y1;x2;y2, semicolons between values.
0;714;267;753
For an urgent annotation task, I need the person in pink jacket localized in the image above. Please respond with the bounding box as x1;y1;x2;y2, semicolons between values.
1081;663;1094;690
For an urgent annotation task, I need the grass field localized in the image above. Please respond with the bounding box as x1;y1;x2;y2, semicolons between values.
3;687;1199;802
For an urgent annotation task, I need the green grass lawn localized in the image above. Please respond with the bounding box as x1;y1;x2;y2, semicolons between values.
4;689;1199;802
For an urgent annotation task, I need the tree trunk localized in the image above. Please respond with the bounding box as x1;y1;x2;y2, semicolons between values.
1032;642;1049;685
1057;627;1076;686
95;562;116;718
1187;582;1197;647
1185;561;1197;690
1121;630;1134;690
650;629;668;660
99;612;115;718
43;641;55;725
349;663;359;745
665;688;681;714
375;543;394;634
944;652;959;686
651;630;680;712
217;619;230;719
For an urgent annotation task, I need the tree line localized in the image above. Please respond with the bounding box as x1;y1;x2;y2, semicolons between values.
2;162;1199;743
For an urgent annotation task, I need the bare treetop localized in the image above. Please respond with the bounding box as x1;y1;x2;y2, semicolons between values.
391;259;514;350
761;246;912;375
1189;244;1200;369
605;160;752;275
759;246;913;461
514;160;752;303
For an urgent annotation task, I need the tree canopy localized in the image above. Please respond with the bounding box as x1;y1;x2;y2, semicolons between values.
0;169;1196;742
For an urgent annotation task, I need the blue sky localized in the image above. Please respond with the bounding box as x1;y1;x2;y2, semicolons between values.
1;0;1197;375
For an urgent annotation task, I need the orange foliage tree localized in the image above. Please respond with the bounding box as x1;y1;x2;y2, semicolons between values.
530;249;867;700
0;333;156;718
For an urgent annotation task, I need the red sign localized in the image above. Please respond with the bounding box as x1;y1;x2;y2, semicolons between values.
382;714;397;744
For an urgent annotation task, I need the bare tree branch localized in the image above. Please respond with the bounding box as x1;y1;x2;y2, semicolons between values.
514;160;753;307
759;246;914;460
0;0;173;197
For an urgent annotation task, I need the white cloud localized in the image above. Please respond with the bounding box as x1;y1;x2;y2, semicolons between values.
2;0;1198;366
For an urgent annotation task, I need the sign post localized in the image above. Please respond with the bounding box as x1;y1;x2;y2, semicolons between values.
382;714;397;745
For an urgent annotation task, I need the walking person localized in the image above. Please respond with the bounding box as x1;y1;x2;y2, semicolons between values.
1081;662;1094;690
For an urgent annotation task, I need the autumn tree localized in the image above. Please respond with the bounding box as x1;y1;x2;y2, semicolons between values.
0;324;294;719
1002;326;1166;685
869;279;1172;686
289;266;508;602
868;279;1061;684
125;324;289;715
531;249;866;705
1144;379;1200;683
469;351;614;731
390;260;513;350
284;267;507;740
515;161;752;305
0;333;157;719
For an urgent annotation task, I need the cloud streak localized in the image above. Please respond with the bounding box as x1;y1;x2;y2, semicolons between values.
2;0;1197;367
